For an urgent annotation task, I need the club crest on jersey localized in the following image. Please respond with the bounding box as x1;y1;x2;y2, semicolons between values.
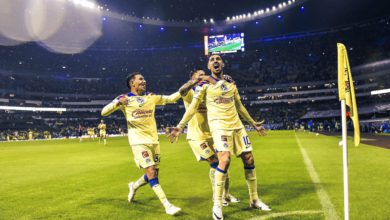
221;83;228;92
223;143;228;148
136;97;145;104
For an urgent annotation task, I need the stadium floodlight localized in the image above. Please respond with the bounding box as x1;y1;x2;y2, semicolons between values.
210;18;214;23
227;17;230;21
247;13;251;17
288;0;292;4
254;12;258;16
266;8;270;12
272;6;277;11
0;106;66;112
203;19;207;23
278;3;282;8
283;2;287;6
371;88;390;95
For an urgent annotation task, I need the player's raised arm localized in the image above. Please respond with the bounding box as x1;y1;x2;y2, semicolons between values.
101;95;127;116
167;85;206;143
234;88;267;136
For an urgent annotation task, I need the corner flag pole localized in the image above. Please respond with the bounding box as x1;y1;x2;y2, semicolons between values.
340;99;349;220
338;42;360;220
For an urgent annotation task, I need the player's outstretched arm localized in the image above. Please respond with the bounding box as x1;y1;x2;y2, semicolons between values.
101;95;127;116
179;75;217;97
167;96;202;143
234;90;267;136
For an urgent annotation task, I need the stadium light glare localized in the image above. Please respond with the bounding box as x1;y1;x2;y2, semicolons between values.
266;8;270;12
210;18;214;23
272;6;277;11
247;13;251;17
254;12;258;16
0;106;66;112
288;0;292;4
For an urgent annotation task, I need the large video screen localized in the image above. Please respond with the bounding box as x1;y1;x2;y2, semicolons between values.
204;33;245;55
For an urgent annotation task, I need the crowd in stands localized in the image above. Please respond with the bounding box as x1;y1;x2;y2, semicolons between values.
1;18;389;141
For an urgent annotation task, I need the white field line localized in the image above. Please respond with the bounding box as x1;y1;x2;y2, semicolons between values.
295;133;340;220
250;210;323;220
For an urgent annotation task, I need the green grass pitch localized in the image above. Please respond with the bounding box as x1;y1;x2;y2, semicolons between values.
209;41;242;53
0;131;389;220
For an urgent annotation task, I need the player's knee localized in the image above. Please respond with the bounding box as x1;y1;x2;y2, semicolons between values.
218;154;231;166
144;166;158;179
242;152;254;166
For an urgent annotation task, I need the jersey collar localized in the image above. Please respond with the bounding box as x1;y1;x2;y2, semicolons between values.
127;92;137;97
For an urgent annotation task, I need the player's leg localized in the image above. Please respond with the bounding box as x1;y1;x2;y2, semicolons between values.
236;128;271;211
211;130;234;220
240;152;270;211
103;134;107;145
129;144;180;215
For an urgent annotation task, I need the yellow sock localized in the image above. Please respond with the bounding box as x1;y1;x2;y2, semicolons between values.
133;174;148;190
224;171;230;197
149;178;171;209
214;168;227;206
245;168;259;202
209;168;216;196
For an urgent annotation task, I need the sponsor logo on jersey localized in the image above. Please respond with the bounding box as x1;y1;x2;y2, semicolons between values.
214;97;233;104
142;151;149;158
132;109;153;119
221;135;228;142
145;158;151;164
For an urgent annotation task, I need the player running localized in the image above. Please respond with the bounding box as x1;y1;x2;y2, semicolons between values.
98;120;107;145
101;72;209;215
169;55;271;220
87;127;95;140
175;69;239;206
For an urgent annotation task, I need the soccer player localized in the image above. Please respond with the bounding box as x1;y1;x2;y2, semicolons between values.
101;72;208;215
169;55;271;220
78;124;83;142
98;120;107;145
87;127;95;140
28;130;33;140
176;69;239;206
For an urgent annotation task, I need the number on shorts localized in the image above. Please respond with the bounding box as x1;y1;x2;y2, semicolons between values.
243;136;251;145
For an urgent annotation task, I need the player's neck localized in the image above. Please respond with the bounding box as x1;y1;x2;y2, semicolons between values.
130;88;144;96
211;71;224;80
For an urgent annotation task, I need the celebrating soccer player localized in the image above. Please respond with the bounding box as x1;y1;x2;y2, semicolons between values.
98;119;107;145
101;72;212;215
169;55;270;220
174;69;240;206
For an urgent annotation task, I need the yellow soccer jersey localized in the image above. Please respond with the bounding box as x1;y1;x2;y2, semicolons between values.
193;80;243;131
102;92;180;146
182;89;211;140
98;123;106;132
178;79;257;132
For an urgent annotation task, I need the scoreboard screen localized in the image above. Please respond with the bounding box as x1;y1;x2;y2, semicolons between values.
204;33;245;55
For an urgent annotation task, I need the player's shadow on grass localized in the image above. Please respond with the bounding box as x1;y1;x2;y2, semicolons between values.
259;182;319;206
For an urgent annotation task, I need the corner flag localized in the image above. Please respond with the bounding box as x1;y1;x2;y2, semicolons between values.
337;43;360;147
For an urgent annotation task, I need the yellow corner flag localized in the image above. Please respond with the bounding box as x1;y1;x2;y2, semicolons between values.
337;43;360;146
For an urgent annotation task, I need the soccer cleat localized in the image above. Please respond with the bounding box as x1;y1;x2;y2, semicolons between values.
222;193;240;206
165;204;181;215
127;182;136;202
212;204;223;220
250;200;271;211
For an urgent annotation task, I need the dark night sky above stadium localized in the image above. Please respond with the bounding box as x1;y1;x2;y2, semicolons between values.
95;0;390;26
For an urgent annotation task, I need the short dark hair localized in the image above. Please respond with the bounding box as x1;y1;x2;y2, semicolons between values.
189;68;204;79
126;72;141;89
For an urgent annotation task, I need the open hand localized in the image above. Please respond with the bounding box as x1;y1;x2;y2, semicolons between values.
167;127;182;143
254;120;267;136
